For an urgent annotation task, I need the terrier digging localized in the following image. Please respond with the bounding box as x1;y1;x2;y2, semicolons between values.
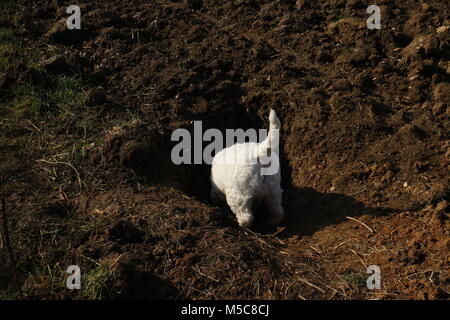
210;109;284;227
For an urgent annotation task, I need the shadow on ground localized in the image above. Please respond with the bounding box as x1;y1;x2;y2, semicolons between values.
271;153;398;238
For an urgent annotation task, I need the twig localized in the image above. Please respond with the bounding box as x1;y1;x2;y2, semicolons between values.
309;245;322;254
36;159;83;191
1;190;24;298
333;239;355;250
349;249;368;269
192;266;220;283
350;187;367;197
26;120;42;132
242;228;273;249
401;269;435;280
296;276;326;294
428;271;435;284
345;216;374;233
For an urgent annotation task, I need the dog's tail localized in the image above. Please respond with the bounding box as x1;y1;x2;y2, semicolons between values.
259;108;281;154
268;108;281;132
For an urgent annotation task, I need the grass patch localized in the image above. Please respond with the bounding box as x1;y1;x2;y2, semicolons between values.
4;75;86;121
22;264;66;298
81;261;118;300
342;271;367;289
16;260;119;300
0;28;19;72
0;23;87;122
0;6;134;301
50;76;86;109
0;288;22;300
8;83;43;119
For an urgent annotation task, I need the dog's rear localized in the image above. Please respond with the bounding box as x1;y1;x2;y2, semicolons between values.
258;109;281;151
210;109;284;227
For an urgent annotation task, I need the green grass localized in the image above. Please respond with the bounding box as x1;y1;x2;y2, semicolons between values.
50;76;86;109
4;75;86;121
0;28;18;72
22;264;66;298
8;83;43;118
14;260;118;300
0;28;15;42
342;271;368;289
0;288;22;300
0;6;135;301
81;262;118;300
0;55;9;72
0;22;87;121
0;27;88;148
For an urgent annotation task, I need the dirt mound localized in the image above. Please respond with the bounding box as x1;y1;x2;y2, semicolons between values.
99;121;174;176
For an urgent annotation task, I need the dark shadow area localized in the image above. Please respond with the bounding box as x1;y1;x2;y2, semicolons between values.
277;185;398;238
0;263;22;299
116;263;182;299
274;153;399;238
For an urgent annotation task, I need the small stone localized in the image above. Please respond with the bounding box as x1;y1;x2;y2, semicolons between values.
437;26;449;33
435;200;448;213
402;34;439;62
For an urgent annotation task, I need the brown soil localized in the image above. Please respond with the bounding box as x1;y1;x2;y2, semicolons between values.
1;0;449;299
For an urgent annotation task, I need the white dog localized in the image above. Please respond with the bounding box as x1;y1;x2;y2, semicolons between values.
210;109;284;227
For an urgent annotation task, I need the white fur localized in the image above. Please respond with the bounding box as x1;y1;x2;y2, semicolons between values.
210;109;284;227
